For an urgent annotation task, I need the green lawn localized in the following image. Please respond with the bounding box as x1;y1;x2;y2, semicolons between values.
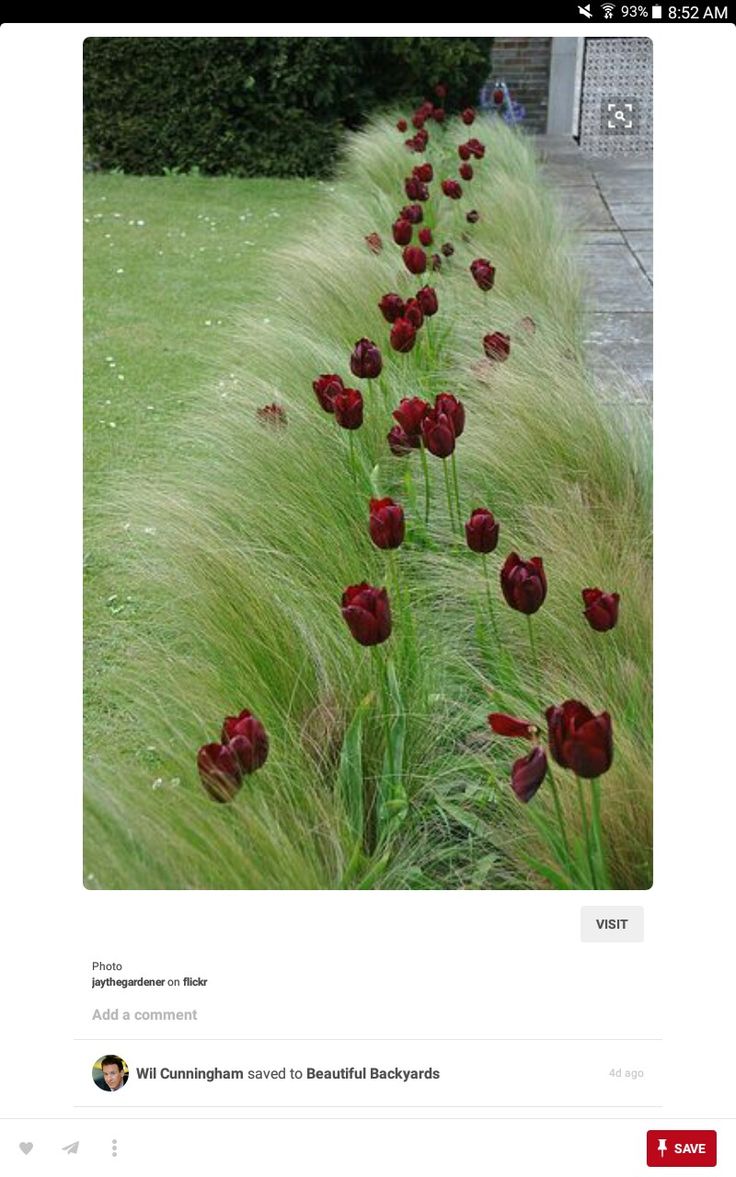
84;173;325;740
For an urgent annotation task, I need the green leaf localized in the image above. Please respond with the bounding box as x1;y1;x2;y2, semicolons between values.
336;692;373;845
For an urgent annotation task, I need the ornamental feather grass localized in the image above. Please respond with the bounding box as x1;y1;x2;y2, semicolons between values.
85;115;651;889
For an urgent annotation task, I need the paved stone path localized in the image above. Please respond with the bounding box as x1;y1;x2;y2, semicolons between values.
536;135;652;402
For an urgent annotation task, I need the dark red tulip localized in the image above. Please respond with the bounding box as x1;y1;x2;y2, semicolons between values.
392;217;413;246
390;316;417;353
434;392;465;437
401;204;423;224
256;402;287;427
197;742;243;803
387;424;419;456
369;497;405;550
466;137;486;159
500;552;547;615
461;107;476;125
430;253;443;271
312;373;343;413
421;407;456;459
416;285;438;316
488;713;537;739
465;507;499;553
471;258;496;291
432;107;446;123
403;299;424;330
434;82;447;99
546;700;613;779
466;209;480;224
221;709;269;774
441;179;463;199
333;386;364;430
397;118;408;132
483;332;511;361
418;226;433;247
405;176;429;202
511;746;548;803
582;588;620;632
441;242;455;258
403;245;427;275
458;143;472;161
459;162;474;181
393;396;429;437
379;293;406;324
493;87;504;105
341;582;392;646
414;127;429;150
350;338;382;380
365;232;382;254
419;100;434;117
413;162;433;183
411;112;426;129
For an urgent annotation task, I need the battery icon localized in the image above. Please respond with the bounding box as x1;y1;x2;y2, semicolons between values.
652;3;662;14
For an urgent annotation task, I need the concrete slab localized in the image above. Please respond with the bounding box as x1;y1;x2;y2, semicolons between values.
622;230;653;251
606;203;653;231
579;230;625;245
560;186;616;230
578;244;653;312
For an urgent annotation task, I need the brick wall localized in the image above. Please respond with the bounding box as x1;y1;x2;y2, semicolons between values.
489;38;552;133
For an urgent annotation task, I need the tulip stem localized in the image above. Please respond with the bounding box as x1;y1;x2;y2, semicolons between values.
348;431;357;486
589;778;611;888
419;441;431;525
526;615;543;713
576;775;597;888
443;459;456;534
373;647;394;791
546;762;572;878
451;452;462;531
481;554;500;644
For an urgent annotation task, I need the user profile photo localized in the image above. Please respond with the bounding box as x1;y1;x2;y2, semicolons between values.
92;1054;129;1092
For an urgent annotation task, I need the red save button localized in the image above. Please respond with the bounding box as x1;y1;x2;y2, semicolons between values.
647;1130;717;1166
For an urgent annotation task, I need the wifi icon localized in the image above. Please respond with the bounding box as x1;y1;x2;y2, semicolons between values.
602;2;616;14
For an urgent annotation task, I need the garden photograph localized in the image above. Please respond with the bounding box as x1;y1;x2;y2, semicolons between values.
84;35;652;891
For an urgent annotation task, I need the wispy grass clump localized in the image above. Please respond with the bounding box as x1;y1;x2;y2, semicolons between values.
85;116;651;889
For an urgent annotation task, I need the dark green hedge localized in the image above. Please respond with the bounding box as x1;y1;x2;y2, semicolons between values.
83;37;492;177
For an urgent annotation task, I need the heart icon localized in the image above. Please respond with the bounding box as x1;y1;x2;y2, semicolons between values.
19;1142;33;1154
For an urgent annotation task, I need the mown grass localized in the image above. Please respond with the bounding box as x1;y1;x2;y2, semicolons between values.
84;118;652;890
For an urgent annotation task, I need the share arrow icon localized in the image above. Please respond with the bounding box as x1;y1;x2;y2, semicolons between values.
62;1142;80;1154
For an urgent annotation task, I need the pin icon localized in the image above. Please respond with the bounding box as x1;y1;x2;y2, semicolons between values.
19;1142;33;1155
658;1138;668;1157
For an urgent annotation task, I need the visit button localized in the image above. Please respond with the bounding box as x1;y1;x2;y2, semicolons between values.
647;1130;717;1167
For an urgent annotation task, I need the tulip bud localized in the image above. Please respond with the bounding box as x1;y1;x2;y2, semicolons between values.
466;209;480;224
483;332;511;361
221;709;269;774
430;253;443;271
312;373;343;413
421;407;456;458
418;227;433;247
403;299;424;330
441;179;463;199
390;316;417;353
441;242;455;257
364;232;382;254
378;293;406;324
412;112;426;129
432;107;446;123
387;424;418;456
341;583;392;646
256;402;287;427
461;107;476;125
403;245;428;275
471;258;496;291
434;392;465;438
415;286;438;316
459;162;474;181
465;507;499;553
401;204;423;224
458;143;472;161
582;588;620;632
197;742;242;803
500;552;547;615
413;162;433;183
333;386;364;430
405;176;429;202
546;700;614;779
493;87;504;105
393;396;429;437
488;713;536;739
350;338;382;380
392;217;413;246
511;746;548;803
467;137;486;159
397;118;408;132
369;497;405;550
435;82;448;99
